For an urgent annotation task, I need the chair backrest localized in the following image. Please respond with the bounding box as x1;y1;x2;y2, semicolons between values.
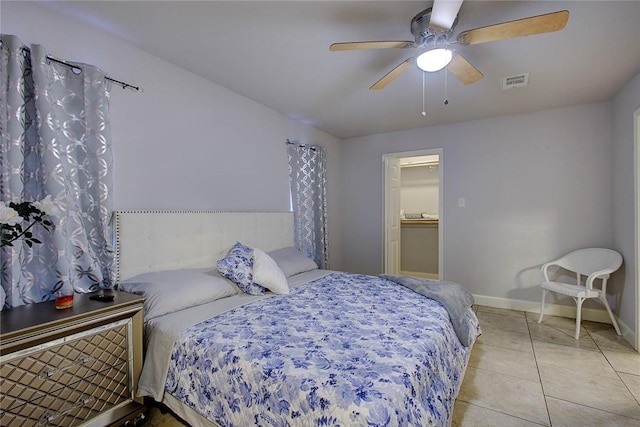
554;248;623;276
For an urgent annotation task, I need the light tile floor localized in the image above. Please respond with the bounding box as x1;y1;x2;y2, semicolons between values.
453;305;640;426
144;305;640;426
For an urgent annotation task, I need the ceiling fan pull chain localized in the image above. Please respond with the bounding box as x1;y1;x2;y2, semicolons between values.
444;68;449;105
422;70;427;117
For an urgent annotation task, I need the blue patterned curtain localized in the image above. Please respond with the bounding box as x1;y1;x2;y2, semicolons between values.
287;142;328;268
0;35;115;309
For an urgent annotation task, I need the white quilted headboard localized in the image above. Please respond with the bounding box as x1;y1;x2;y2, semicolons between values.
114;211;294;282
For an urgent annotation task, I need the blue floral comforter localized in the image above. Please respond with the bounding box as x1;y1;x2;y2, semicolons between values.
166;272;480;426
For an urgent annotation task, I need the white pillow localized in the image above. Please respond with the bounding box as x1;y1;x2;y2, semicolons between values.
253;248;289;295
119;267;238;319
267;247;319;277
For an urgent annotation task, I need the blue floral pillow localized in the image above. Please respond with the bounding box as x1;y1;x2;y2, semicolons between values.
217;242;265;295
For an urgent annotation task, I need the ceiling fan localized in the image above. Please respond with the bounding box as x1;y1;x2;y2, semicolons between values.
330;0;569;90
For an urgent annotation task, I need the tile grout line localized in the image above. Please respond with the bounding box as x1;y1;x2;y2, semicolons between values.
527;310;553;427
543;394;640;423
588;327;640;408
454;399;549;427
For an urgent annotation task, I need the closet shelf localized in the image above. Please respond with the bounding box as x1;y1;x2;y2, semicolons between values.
401;219;438;226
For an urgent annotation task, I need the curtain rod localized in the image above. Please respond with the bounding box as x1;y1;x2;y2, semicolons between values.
21;47;141;92
286;139;317;151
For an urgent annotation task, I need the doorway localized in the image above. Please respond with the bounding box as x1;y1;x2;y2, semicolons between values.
383;149;443;278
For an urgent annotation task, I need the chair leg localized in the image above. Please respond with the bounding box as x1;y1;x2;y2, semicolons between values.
537;289;546;323
600;296;622;336
574;297;585;340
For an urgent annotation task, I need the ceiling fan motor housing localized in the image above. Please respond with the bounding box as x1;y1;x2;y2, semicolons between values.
411;7;456;47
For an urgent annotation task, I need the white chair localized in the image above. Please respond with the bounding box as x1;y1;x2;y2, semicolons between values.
537;248;622;339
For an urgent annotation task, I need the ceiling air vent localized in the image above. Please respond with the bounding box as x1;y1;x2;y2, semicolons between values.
501;73;529;90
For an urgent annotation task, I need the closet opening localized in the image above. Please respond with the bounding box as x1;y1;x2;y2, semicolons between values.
383;149;443;278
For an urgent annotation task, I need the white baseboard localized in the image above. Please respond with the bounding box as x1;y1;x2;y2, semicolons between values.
473;294;636;350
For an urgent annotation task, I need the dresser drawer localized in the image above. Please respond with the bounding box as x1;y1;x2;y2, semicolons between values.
0;362;129;427
1;320;132;426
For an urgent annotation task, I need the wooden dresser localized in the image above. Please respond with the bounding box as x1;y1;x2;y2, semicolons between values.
0;290;145;427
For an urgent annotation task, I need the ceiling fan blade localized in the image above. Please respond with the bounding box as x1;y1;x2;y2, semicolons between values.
447;54;483;85
330;41;415;51
457;10;569;45
429;0;464;31
370;57;414;90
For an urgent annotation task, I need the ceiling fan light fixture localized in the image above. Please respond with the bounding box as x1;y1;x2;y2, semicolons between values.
416;48;453;72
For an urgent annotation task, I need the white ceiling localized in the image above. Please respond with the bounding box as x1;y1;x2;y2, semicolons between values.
35;1;640;139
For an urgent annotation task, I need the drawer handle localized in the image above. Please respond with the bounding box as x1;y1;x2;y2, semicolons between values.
39;354;92;379
38;395;94;425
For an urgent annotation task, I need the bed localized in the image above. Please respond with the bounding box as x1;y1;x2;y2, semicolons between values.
114;210;480;427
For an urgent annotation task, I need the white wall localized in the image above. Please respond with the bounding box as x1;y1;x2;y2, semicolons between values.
400;166;439;216
612;72;640;333
340;103;614;307
1;1;343;268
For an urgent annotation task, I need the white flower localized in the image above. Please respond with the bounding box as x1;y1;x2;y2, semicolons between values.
33;196;59;216
0;203;23;226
